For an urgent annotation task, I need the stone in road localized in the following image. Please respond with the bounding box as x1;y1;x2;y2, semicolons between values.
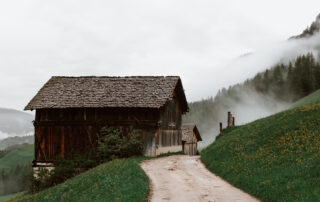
140;155;259;202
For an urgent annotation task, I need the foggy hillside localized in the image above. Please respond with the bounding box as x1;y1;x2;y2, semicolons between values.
0;135;34;150
291;13;320;39
0;108;33;139
184;13;320;149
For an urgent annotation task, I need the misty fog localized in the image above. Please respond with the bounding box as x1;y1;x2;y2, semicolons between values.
190;31;320;149
223;31;320;88
195;89;291;150
0;108;33;140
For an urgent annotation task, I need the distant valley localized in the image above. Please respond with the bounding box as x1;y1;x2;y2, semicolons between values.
0;108;34;149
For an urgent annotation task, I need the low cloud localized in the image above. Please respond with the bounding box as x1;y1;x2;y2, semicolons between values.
222;33;320;88
196;34;320;149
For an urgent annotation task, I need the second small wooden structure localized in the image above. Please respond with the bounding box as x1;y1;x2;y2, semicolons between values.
181;124;202;155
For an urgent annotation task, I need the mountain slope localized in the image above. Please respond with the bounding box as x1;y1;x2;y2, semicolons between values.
201;103;320;201
291;13;320;39
0;108;33;139
0;136;34;150
0;144;33;197
290;89;320;109
185;13;320;147
0;144;33;170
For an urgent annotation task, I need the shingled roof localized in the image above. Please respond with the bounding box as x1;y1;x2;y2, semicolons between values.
182;124;202;143
24;76;188;112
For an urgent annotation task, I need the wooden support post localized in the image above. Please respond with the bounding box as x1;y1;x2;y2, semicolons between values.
232;117;235;126
219;122;223;133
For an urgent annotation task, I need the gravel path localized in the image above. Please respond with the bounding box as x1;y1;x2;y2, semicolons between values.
140;155;259;202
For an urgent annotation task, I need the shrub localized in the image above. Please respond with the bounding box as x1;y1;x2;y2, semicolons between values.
29;167;51;192
121;133;145;158
30;155;97;192
97;127;144;162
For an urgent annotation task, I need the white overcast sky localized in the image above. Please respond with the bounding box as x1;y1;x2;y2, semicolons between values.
0;1;319;111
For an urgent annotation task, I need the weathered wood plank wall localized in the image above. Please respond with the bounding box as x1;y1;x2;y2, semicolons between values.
34;108;159;162
155;95;183;155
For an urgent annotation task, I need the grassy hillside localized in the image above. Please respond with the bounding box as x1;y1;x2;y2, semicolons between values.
9;157;149;202
201;104;320;201
0;192;24;202
290;89;320;108
0;144;33;170
0;144;33;197
0;136;34;150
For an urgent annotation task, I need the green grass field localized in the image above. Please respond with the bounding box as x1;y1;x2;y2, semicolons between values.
9;157;150;202
0;144;33;170
290;89;320;108
201;104;320;201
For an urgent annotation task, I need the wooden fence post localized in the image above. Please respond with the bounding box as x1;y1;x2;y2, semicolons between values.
227;112;232;127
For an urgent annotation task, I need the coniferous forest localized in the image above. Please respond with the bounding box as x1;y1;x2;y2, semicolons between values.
251;53;320;100
184;53;320;144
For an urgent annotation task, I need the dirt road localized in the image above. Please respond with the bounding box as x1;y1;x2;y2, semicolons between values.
140;155;259;202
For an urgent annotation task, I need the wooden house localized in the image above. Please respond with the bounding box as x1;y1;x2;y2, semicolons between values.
181;124;202;155
24;76;189;169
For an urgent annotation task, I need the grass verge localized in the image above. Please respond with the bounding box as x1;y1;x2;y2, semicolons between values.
9;157;149;202
201;104;320;202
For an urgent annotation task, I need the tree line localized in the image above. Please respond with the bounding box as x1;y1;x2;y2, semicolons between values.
184;53;320;137
249;53;320;101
